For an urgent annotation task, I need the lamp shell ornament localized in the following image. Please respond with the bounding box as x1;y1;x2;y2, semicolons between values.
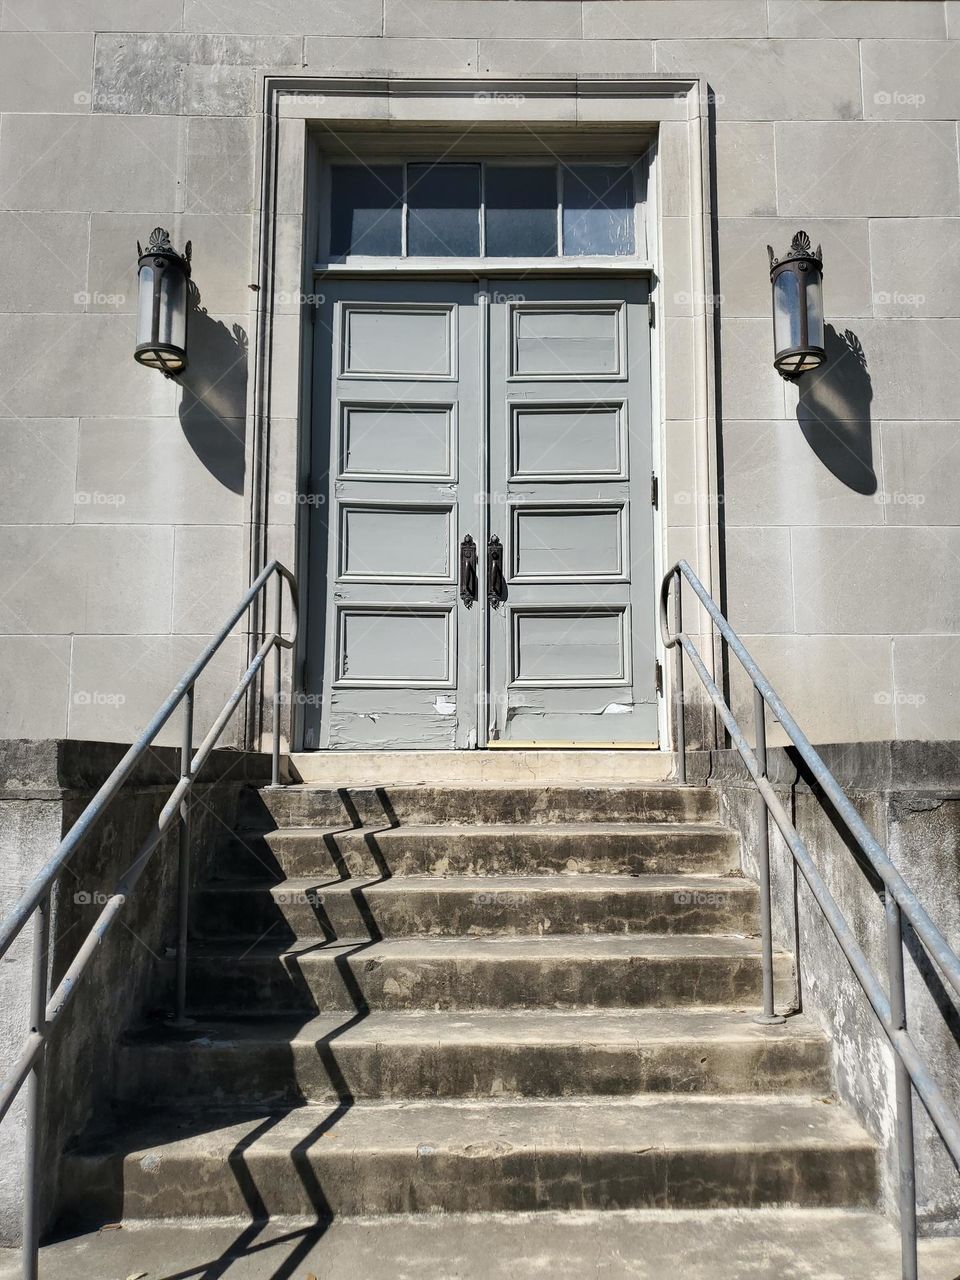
767;230;826;380
134;227;192;375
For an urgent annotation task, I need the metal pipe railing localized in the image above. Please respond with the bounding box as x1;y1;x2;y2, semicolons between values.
0;559;297;1279
660;558;960;1280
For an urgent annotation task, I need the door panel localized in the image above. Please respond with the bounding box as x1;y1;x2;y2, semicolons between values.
487;278;656;745
304;276;656;751
306;280;481;750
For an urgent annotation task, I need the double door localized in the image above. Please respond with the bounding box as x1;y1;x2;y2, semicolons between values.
304;277;657;750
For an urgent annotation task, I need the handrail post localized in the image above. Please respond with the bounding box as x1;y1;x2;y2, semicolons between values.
22;892;50;1280
885;892;918;1280
753;685;784;1026
170;685;195;1027
673;568;686;784
272;571;282;788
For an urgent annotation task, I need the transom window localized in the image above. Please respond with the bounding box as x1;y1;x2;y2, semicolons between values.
326;160;647;261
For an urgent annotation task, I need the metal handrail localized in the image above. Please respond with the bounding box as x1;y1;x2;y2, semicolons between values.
661;558;960;1280
0;559;297;1280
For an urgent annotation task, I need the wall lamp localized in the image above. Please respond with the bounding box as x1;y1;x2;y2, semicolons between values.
768;230;826;380
134;227;191;375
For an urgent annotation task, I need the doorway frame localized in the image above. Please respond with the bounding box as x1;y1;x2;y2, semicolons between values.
245;75;721;754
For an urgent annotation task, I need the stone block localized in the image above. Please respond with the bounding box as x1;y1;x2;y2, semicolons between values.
0;314;177;418
0;32;92;111
172;524;244;634
770;1;945;39
0;418;78;524
68;634;243;745
719;218;872;318
870;218;960;319
0;114;182;212
878;421;960;525
891;637;960;739
0;524;173;637
477;38;653;77
0;212;90;313
385;0;581;39
88;212;255;316
723;526;795;634
75;416;244;526
862;40;960;121
184;0;380;36
721;419;882;528
720;318;789;421
729;633;896;743
776;122;960;217
1;0;183;32
94;33;302;116
655;39;861;121
305;37;476;76
0;637;71;738
584;1;766;39
792;526;960;634
185;116;257;215
714;123;777;217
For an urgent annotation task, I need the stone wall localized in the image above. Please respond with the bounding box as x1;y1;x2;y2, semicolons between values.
688;740;960;1234
0;739;272;1244
1;1;959;743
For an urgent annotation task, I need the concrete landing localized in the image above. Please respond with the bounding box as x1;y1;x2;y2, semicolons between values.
8;1210;958;1279
287;749;676;787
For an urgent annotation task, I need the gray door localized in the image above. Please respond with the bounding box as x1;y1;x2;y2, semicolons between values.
305;280;482;749
487;279;657;744
304;277;656;750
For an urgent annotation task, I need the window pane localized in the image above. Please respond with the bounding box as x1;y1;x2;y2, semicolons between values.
408;163;480;257
485;165;557;257
330;165;402;257
562;165;635;257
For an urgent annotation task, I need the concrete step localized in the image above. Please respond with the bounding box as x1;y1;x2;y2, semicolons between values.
117;1010;831;1108
59;1095;878;1222
177;934;794;1015
192;873;759;941
287;749;677;788
221;823;740;880
243;783;718;831
20;1210;960;1280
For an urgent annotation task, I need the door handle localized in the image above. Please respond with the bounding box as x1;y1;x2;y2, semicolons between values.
487;535;505;607
459;534;478;607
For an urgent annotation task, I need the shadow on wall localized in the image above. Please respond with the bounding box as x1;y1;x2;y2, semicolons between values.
796;323;877;496
178;284;247;495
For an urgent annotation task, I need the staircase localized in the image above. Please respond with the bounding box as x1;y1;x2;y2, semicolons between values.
57;755;881;1245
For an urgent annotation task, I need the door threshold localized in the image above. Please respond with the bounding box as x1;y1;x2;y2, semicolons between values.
486;741;659;750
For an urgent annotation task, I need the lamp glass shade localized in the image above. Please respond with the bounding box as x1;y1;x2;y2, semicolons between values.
772;269;802;354
805;271;825;350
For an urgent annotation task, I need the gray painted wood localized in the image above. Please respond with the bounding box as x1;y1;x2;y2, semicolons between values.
305;277;655;749
488;279;656;744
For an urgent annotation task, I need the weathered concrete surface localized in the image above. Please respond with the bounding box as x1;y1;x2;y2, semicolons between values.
115;1008;831;1107
235;822;740;878
191;871;760;939
0;741;272;1245
688;742;960;1235
57;1096;878;1220
177;932;795;1016
3;1209;959;1280
287;750;678;787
